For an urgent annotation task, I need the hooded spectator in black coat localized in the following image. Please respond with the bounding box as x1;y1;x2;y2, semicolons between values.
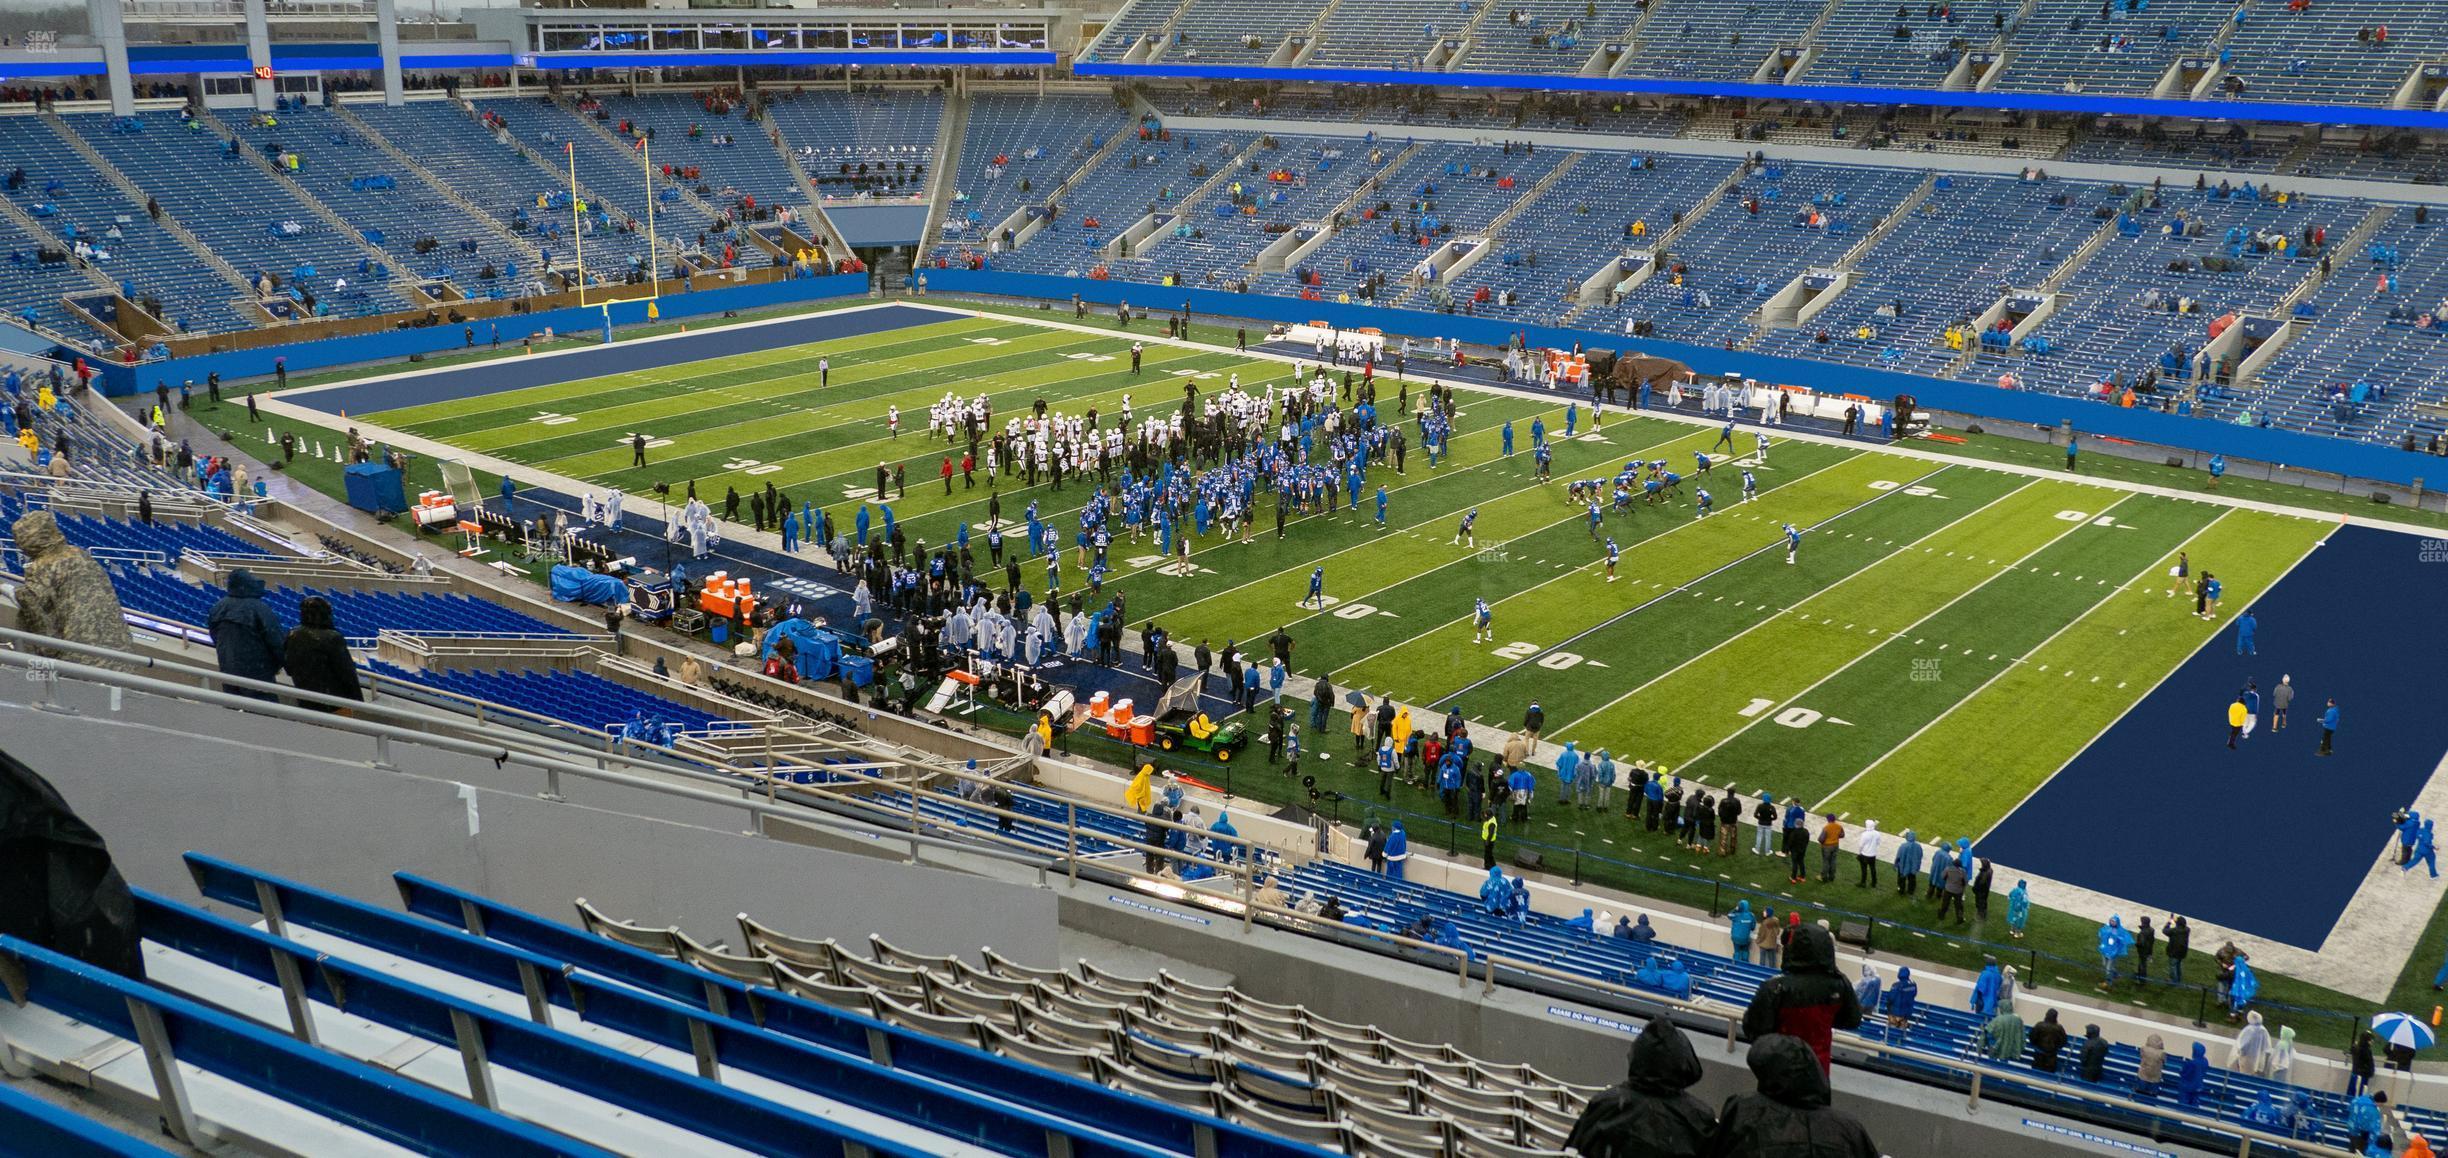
1564;1019;1715;1158
2077;1024;2110;1082
1740;923;1862;1076
2028;1009;2069;1073
280;596;363;710
1705;1034;1880;1158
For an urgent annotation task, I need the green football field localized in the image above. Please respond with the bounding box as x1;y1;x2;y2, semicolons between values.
360;308;2334;842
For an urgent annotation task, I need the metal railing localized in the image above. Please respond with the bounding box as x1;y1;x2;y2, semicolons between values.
0;633;2382;1156
0;626;922;816
1309;794;2365;1040
0;642;1048;885
766;757;2364;1157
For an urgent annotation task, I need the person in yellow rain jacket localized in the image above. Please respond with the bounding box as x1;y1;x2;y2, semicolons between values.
2227;696;2248;749
1125;763;1156;812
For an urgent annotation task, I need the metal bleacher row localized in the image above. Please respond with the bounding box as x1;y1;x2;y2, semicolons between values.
3;850;1329;1158
1269;860;2378;1151
103;565;571;645
790;758;2414;1156
69;110;416;321
369;660;742;737
572;898;1601;1157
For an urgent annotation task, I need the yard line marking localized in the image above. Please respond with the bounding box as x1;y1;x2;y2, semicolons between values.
1546;477;2041;738
1139;424;1699;627
1431;459;1951;709
523;343;1221;476
1971;521;2328;847
1816;507;2237;814
1323;453;1870;692
1682;492;2140;779
407;320;1069;438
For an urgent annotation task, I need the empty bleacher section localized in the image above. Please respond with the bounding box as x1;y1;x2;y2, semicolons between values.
1257;142;1565;304
66;110;418;322
1455;0;1649;75
583;91;809;218
0;113;254;337
2217;205;2448;444
581;900;1604;1152
344;99;591;285
0;211;122;350
2059;121;2299;173
764;87;945;201
1086;0;1189;62
89;852;1331;1157
1990;0;2232;96
1304;0;1465;70
374;661;741;736
1582;161;1923;345
2005;185;2341;399
1125;135;1406;287
227;105;525;299
0;494;278;565
2296;134;2448;184
1161;0;1325;65
940;92;1136;250
471;96;705;279
105;566;572;644
1615;0;1828;80
989;128;1252;277
1470;152;1737;322
2214;2;2448;106
370;740;2394;1157
1754;174;2101;375
1154;87;1692;137
1799;0;2013;88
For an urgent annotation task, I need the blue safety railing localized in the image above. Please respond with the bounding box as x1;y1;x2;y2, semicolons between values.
0;935;612;1157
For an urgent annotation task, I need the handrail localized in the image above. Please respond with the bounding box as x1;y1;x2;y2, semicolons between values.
0;642;1046;878
0;632;2379;1152
0;1079;176;1157
128;894;946;1158
0;935;617;1156
0;618;816;780
383;869;1334;1158
1464;949;2359;1158
1323;792;2357;1032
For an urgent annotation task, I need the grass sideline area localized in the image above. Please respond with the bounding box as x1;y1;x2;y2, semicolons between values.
992;699;2374;1051
201;296;2443;1050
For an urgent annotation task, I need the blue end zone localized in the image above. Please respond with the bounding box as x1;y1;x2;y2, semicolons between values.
279;303;968;417
1980;524;2448;949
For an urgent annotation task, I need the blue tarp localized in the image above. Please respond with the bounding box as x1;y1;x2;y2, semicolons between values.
760;618;840;682
549;565;626;606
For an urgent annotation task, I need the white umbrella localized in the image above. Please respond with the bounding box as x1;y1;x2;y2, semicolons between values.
2370;1012;2436;1052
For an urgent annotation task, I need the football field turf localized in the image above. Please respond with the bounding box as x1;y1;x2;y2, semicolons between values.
348;305;2421;949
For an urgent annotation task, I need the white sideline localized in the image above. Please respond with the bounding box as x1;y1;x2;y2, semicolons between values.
253;295;2448;1010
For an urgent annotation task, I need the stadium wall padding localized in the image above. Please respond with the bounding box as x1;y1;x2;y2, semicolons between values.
925;269;2442;489
101;275;869;398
